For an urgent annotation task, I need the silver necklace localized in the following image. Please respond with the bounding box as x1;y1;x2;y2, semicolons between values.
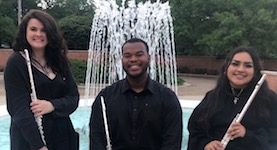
231;88;244;104
32;58;49;75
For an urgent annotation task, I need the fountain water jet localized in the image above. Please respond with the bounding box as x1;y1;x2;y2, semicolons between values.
84;0;178;106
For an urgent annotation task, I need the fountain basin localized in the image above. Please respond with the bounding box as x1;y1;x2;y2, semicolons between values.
0;99;198;150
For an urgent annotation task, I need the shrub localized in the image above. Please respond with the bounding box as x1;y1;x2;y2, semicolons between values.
177;76;185;85
70;59;87;84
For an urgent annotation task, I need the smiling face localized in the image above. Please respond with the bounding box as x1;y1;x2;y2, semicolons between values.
26;18;48;52
122;42;150;79
227;52;254;89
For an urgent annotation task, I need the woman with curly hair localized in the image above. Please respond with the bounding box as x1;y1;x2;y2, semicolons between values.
4;9;79;150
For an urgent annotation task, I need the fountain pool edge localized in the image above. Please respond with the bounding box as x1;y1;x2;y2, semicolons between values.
0;98;201;117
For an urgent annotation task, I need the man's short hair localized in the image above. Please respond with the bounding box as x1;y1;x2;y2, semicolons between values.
122;38;149;53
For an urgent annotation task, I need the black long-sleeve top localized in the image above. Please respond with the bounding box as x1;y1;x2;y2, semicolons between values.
187;84;277;150
89;77;183;150
4;52;79;150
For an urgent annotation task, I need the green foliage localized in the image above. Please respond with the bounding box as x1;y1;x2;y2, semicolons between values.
177;76;185;85
1;0;277;59
115;0;168;5
0;0;40;45
0;16;16;46
59;15;92;50
0;0;17;24
171;0;277;59
0;0;39;22
43;0;93;19
70;59;87;84
42;0;94;50
0;0;93;50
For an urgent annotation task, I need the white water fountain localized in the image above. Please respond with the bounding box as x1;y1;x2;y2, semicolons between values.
84;0;178;106
0;1;186;149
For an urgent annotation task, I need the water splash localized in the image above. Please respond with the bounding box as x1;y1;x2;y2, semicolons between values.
84;0;177;105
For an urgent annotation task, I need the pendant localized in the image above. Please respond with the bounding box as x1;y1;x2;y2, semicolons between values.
233;97;239;104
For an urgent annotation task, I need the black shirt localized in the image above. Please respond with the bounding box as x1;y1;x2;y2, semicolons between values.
89;77;182;150
4;52;79;150
187;84;277;150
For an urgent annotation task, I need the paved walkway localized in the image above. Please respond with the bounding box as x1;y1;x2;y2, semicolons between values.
177;74;216;99
0;72;217;115
0;72;5;105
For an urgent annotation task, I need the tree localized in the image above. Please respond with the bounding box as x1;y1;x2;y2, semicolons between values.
0;16;16;46
0;0;40;46
59;15;92;50
170;0;199;55
0;0;17;24
42;0;93;19
39;0;94;50
1;0;276;58
171;0;277;58
196;0;277;58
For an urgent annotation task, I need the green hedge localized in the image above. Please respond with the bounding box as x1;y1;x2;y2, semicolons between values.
70;59;87;84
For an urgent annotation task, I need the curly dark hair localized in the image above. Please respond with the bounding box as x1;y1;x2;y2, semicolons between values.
12;9;69;76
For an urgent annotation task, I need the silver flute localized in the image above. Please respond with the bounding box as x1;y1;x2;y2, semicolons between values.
24;49;46;145
221;70;277;148
100;96;112;150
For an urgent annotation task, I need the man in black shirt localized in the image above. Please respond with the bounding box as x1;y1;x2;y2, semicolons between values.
89;38;182;150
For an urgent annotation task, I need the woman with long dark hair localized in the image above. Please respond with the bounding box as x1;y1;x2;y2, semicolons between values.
4;9;79;150
187;46;277;150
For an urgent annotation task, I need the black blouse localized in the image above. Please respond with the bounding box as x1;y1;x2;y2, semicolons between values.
4;52;79;150
187;84;277;150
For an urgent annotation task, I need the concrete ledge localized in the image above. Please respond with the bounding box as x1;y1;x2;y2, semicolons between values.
0;105;8;117
0;99;200;117
78;98;201;109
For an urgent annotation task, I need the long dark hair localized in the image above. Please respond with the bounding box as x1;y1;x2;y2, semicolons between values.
199;46;271;126
12;9;69;76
